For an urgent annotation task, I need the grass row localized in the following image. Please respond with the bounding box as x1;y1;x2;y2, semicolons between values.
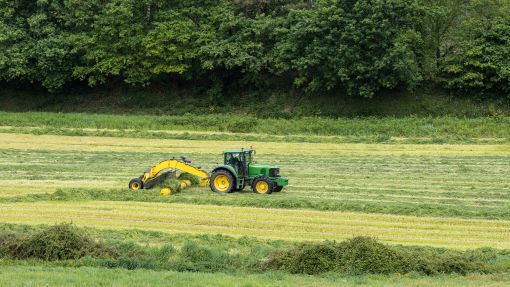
0;201;508;249
1;111;509;141
3;133;509;156
3;187;510;221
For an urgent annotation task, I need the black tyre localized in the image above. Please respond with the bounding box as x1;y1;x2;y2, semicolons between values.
129;178;143;191
252;177;273;194
210;170;235;193
273;186;283;192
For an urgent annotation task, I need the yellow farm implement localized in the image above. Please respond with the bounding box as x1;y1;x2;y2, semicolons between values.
128;157;209;194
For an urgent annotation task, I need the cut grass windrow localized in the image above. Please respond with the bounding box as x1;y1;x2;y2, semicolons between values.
1;126;509;145
1;133;509;156
0;201;508;249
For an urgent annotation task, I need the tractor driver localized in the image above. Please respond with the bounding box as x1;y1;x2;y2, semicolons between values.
229;153;241;166
229;153;246;176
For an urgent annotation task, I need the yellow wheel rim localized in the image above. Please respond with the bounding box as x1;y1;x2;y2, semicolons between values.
131;182;140;190
256;181;269;193
214;175;230;192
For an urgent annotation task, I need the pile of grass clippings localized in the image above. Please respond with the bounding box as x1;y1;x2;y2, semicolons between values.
0;223;117;261
259;236;498;275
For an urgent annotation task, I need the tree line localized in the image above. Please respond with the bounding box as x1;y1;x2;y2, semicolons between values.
0;0;509;100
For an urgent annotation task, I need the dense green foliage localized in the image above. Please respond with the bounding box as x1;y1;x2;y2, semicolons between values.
0;0;509;99
0;224;507;275
439;2;510;99
273;0;425;98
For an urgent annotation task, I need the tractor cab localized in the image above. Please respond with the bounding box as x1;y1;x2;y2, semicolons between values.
209;148;288;194
223;149;253;177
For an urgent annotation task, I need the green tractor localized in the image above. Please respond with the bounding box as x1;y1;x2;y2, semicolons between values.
210;149;288;194
128;148;288;195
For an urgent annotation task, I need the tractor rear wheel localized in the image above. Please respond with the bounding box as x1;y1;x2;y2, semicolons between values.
129;178;143;191
252;177;273;194
210;170;234;193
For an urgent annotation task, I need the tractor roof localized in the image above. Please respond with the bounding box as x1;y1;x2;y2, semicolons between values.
223;149;253;153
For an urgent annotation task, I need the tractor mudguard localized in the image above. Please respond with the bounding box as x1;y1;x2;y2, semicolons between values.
212;165;238;178
274;176;289;187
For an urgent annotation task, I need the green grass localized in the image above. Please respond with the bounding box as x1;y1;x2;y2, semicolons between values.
0;111;509;143
7;126;509;144
1;265;508;287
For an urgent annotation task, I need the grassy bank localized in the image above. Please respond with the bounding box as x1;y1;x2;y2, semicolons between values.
0;112;509;143
1;87;509;118
2;126;508;144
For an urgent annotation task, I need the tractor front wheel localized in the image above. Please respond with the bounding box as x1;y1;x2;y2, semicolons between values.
210;170;234;193
273;186;283;192
252;177;273;194
129;178;143;191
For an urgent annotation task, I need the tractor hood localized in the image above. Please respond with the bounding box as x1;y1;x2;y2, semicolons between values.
249;163;279;169
248;163;281;177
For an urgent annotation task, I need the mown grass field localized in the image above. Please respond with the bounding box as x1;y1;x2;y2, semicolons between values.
0;112;509;285
2;200;510;248
1;265;509;287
